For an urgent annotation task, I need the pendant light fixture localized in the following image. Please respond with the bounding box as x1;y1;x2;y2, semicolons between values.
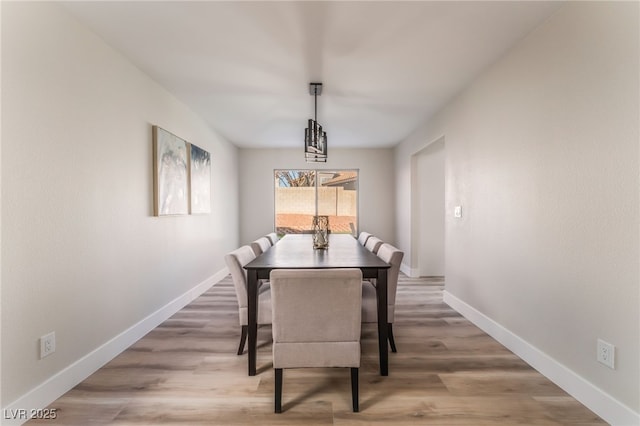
304;82;327;163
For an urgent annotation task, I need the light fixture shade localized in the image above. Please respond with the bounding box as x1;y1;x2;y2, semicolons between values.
305;119;327;162
304;83;328;163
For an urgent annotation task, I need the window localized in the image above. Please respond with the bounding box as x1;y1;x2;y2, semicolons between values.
274;170;358;236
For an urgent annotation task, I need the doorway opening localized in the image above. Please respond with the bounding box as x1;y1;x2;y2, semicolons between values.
411;137;445;278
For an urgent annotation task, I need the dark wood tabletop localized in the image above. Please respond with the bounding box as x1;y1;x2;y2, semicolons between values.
245;234;390;272
244;233;391;377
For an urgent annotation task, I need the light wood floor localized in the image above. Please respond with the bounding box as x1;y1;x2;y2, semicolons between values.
30;274;606;425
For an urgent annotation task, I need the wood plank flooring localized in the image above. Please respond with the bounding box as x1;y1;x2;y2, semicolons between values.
29;275;606;425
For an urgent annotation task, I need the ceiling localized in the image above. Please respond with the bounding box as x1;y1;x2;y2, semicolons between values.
62;1;563;149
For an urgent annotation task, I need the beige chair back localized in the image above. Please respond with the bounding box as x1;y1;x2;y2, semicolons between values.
266;232;279;245
251;237;272;256
365;236;383;254
224;245;271;326
357;231;372;246
377;243;404;316
270;269;362;369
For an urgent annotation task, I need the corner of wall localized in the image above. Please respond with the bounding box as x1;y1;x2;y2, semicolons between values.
400;262;419;278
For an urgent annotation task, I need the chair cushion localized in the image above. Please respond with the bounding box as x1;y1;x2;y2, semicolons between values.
238;282;272;325
361;281;395;323
376;244;404;307
224;246;256;310
361;281;376;322
225;245;272;326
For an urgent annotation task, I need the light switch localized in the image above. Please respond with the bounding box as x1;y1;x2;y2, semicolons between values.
454;206;462;218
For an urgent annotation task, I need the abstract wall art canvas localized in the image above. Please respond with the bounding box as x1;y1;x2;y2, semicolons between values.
153;126;189;216
189;144;211;214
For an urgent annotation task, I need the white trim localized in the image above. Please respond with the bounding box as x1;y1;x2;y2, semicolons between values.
443;290;640;426
400;262;419;278
1;268;229;426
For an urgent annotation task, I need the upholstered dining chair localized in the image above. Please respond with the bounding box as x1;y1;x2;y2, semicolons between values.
361;243;404;353
357;231;372;246
266;232;279;245
270;269;363;413
364;236;383;254
224;245;272;355
250;236;272;256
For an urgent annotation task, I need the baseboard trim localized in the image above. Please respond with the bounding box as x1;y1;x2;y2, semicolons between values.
400;263;419;278
443;290;639;426
2;268;229;426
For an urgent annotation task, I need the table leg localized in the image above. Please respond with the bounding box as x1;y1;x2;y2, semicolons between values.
247;269;258;376
376;268;388;376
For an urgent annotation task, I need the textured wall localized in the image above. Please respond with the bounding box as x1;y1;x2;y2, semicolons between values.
239;148;395;246
395;1;638;414
275;187;356;216
1;2;239;406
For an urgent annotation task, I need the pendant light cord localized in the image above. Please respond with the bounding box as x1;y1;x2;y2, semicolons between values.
314;87;318;122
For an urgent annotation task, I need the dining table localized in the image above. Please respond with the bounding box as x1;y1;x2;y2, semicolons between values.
243;233;391;376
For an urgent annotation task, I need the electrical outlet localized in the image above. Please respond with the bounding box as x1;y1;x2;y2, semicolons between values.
40;332;56;359
597;339;615;369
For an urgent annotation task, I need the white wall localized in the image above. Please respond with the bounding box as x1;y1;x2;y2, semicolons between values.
414;137;445;277
239;148;394;246
1;2;239;410
395;1;638;422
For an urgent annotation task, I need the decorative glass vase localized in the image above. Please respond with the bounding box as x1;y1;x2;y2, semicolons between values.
312;215;329;249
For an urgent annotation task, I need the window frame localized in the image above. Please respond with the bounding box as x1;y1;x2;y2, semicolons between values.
273;169;359;236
